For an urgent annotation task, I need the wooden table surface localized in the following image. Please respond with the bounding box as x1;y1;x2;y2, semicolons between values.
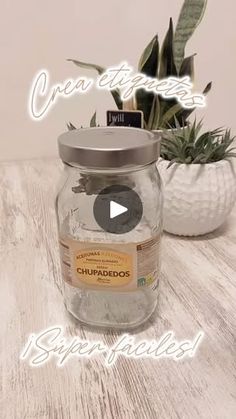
0;159;236;419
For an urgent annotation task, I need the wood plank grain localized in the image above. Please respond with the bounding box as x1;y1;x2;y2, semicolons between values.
0;159;235;419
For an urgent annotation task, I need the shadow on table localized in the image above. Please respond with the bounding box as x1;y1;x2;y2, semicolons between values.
163;219;231;242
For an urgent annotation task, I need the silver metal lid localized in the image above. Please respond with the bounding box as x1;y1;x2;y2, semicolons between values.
58;127;160;168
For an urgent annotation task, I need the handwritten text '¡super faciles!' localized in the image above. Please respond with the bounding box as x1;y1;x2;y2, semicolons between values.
20;326;204;367
28;63;206;121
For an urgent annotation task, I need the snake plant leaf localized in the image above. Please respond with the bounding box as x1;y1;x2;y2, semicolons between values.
138;35;159;77
67;122;76;130
157;94;181;126
136;36;159;125
161;103;183;128
175;81;212;123
179;54;196;79
136;19;177;129
159;18;177;78
67;59;105;75
136;90;155;125
68;58;123;109
147;95;161;129
176;108;194;124
174;0;207;71
203;81;212;95
90;111;97;127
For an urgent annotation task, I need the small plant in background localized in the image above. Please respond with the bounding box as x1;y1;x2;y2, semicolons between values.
68;0;211;130
67;111;97;131
161;120;236;167
159;119;236;236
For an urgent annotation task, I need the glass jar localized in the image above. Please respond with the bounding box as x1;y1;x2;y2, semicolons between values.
56;127;162;329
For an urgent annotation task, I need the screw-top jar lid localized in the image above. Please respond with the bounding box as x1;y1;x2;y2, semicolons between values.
58;127;160;169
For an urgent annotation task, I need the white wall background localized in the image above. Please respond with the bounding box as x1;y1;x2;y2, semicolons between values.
1;0;235;160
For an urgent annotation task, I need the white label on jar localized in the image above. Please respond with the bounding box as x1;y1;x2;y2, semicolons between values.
59;235;160;292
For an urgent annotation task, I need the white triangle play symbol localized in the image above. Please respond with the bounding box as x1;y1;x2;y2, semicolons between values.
110;201;128;219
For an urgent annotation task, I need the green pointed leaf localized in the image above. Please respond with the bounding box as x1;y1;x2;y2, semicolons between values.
67;122;76;130
158;97;175;118
175;108;194;126
225;147;236;153
174;0;207;71
90;111;96;127
161;120;236;164
174;80;212;124
138;35;159;77
161;103;182;128
203;82;212;95
189;119;203;142
192;153;208;163
136;36;159;125
225;153;236;158
68;58;123;109
179;54;196;79
147;95;161;129
67;59;105;75
136;90;155;125
161;137;183;154
205;143;225;161
167;158;183;168
173;116;182;130
159;18;177;78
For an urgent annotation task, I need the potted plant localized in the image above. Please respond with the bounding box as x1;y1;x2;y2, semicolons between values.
158;120;236;236
68;0;211;132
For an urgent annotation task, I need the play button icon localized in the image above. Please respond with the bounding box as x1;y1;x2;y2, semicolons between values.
110;201;128;219
93;184;143;234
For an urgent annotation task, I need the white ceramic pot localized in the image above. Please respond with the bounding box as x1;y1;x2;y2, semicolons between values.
157;158;236;236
